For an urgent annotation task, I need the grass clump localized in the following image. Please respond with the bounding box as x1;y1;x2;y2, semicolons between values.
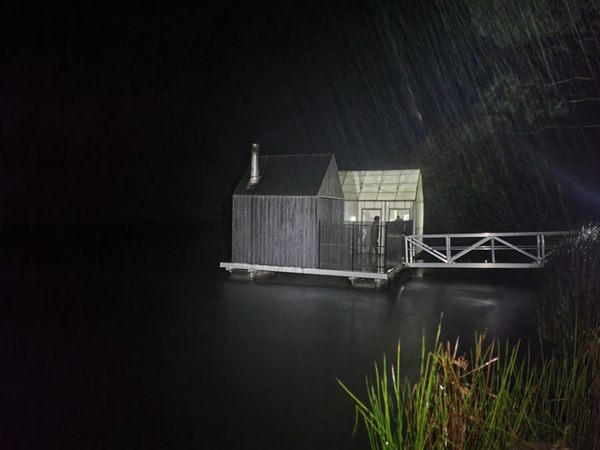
339;328;600;449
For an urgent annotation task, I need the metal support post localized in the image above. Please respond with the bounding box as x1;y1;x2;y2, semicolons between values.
318;221;321;268
382;224;387;272
541;234;546;263
351;222;355;271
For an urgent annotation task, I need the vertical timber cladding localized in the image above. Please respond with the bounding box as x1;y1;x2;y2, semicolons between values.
249;195;319;268
231;195;251;263
317;197;344;223
316;197;345;269
233;195;342;268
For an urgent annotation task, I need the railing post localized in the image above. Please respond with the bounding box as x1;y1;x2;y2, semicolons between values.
405;236;410;265
541;234;546;263
318;221;321;268
445;236;451;263
491;238;495;263
383;223;387;272
351;222;355;271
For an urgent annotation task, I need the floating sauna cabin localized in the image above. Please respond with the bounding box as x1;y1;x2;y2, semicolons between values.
231;145;344;268
338;170;424;236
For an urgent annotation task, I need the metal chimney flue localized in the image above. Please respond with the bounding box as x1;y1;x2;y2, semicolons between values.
249;143;261;186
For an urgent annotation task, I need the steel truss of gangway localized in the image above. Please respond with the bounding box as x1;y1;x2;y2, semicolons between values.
405;231;576;269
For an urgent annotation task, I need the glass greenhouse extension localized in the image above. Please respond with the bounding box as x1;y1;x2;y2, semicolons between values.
338;169;424;237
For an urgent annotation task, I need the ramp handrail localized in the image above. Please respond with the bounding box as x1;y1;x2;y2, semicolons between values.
405;231;576;268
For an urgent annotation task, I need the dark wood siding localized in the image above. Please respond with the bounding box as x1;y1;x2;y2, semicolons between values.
231;196;251;263
318;157;344;199
231;195;318;267
316;197;344;268
317;197;344;224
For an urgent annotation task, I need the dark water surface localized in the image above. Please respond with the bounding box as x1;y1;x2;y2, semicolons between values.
4;224;538;449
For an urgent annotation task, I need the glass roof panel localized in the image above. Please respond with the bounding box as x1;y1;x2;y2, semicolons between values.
395;191;417;201
398;173;420;182
360;185;380;192
339;170;420;202
377;192;397;201
362;176;383;185
360;192;379;201
381;175;399;184
378;183;398;194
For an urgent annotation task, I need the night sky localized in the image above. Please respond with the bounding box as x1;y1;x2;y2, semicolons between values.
0;2;470;225
4;1;600;226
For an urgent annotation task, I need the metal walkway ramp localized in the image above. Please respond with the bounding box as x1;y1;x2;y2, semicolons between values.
405;231;574;269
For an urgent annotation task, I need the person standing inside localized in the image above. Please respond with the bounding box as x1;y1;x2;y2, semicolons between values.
370;216;380;266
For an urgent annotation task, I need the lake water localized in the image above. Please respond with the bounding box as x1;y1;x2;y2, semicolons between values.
4;224;538;449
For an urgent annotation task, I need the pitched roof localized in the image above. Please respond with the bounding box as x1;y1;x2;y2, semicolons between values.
338;169;422;201
234;154;337;196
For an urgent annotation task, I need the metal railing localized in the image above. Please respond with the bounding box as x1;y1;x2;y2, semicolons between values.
405;231;576;268
319;221;406;273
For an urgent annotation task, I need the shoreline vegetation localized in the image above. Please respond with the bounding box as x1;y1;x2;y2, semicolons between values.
339;224;600;450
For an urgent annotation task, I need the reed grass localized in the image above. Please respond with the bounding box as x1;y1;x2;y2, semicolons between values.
339;327;600;449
